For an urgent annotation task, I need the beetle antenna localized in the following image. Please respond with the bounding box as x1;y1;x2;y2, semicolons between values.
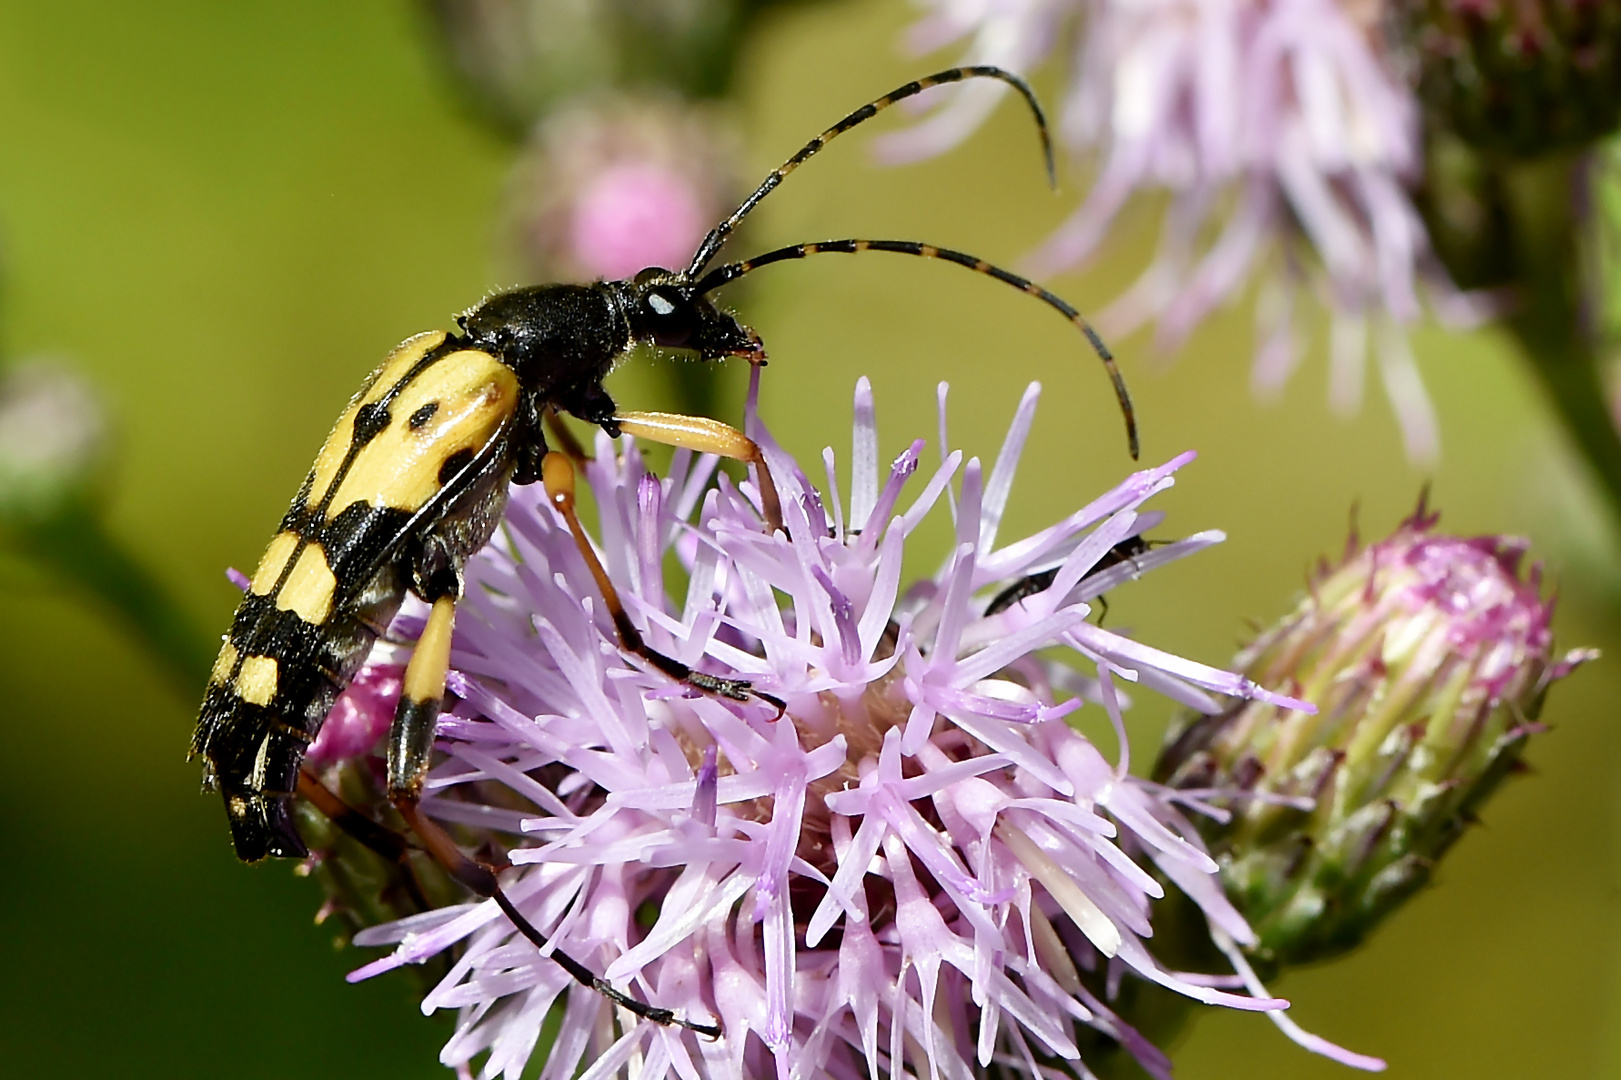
695;239;1139;459
685;66;1053;278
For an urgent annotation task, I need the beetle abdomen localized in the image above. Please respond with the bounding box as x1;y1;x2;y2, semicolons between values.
195;577;398;859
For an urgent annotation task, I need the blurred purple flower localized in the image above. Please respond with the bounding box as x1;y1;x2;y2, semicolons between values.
508;95;738;283
0;360;107;522
884;0;1490;464
570;161;710;280
346;376;1378;1078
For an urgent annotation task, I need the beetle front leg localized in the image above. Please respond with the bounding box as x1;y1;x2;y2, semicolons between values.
542;451;784;712
611;410;783;534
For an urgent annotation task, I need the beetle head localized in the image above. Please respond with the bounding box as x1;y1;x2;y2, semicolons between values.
623;268;766;363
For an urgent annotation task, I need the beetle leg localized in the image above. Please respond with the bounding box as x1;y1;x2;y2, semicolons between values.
611;410;783;535
391;791;720;1036
543;405;592;464
381;566;722;1037
510;393;551;485
298;766;415;863
295;766;435;916
385;592;458;801
558;381;621;437
541;451;784;713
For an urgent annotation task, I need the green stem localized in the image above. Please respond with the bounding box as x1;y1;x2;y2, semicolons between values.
12;503;213;696
1418;140;1621;529
1497;153;1621;529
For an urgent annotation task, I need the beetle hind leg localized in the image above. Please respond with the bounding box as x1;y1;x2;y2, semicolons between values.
380;562;723;1037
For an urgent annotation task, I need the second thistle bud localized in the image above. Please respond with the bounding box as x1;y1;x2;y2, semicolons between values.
1401;0;1621;157
1155;508;1593;968
421;0;762;135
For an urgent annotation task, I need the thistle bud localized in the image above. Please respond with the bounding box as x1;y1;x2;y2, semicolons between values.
1401;0;1621;157
1155;507;1594;968
421;0;760;136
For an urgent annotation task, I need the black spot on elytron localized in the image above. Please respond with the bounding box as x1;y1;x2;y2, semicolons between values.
439;448;476;486
353;402;391;444
320;501;413;580
409;401;439;430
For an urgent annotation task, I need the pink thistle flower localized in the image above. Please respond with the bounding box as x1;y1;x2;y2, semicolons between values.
569;161;710;280
508;96;738;283
346;376;1373;1078
883;0;1492;464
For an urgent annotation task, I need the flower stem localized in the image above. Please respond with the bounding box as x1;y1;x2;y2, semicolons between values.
11;503;213;696
1497;152;1621;529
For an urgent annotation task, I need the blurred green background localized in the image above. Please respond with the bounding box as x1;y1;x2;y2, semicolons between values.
0;1;1616;1077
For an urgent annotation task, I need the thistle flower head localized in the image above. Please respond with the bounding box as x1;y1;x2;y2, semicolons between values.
886;0;1489;463
1155;505;1595;968
333;376;1369;1078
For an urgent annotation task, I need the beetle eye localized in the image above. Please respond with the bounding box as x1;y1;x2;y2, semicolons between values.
640;288;695;347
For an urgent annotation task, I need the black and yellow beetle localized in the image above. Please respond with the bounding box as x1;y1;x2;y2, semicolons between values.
190;66;1137;1034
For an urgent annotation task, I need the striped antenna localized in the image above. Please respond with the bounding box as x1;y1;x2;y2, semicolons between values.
695;239;1139;460
684;66;1053;278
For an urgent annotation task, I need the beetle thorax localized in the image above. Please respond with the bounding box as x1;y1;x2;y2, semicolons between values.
459;284;630;396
